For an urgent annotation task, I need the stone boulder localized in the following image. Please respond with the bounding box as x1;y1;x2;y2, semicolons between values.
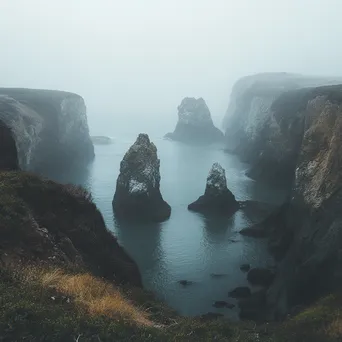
188;163;239;216
112;133;171;222
165;97;224;144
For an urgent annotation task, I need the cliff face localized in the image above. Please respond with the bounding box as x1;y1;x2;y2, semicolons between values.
223;73;342;183
265;86;342;317
225;79;342;318
0;88;94;174
0;171;142;287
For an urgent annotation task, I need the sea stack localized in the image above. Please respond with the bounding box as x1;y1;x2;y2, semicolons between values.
113;133;171;222
165;97;224;144
188;162;239;216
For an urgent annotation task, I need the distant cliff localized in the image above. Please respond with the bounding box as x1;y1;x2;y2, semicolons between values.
223;73;342;182
0;88;94;174
225;76;342;318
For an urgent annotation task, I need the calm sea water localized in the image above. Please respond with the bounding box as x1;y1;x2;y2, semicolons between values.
52;117;287;319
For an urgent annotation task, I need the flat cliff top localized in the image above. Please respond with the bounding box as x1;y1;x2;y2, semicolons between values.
0;87;82;101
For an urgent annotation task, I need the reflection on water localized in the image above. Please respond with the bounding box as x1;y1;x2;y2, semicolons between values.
114;217;165;284
48;129;288;319
202;214;236;245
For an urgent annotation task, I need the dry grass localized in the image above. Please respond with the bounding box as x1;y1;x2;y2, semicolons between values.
326;315;342;339
18;266;154;327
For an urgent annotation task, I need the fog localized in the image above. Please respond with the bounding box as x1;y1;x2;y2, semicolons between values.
1;0;342;132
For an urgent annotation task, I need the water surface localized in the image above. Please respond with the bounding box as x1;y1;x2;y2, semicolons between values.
52;122;286;319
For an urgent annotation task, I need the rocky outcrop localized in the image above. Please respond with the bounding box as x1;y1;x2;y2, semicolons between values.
188;162;239;216
91;136;112;145
0;88;94;174
165;97;224;144
225;81;342;319
113;133;171;222
223;73;342;183
0;171;141;287
265;85;342;318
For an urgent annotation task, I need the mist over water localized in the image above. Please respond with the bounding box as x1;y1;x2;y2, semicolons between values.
51;115;287;318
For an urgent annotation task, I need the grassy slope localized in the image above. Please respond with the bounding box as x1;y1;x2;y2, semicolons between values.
0;171;341;341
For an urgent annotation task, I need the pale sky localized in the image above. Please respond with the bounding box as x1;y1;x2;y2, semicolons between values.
1;0;342;130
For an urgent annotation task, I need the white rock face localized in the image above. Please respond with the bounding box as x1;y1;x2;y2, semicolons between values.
0;95;43;169
0;89;94;172
178;97;213;127
206;163;228;194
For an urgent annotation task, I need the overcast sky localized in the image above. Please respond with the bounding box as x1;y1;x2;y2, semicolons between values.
1;0;342;131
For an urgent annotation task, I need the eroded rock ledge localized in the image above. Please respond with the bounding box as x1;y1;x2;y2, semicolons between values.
0;88;94;174
165;97;224;144
188;162;239;216
225;81;342;319
113;133;171;222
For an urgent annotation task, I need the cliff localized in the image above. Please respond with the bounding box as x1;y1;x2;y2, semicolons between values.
225;78;342;319
165;97;224;144
223;73;342;182
0;88;94;174
264;85;342;318
0;171;141;286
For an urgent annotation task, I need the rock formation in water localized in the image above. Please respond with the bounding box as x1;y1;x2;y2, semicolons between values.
165;97;224;144
223;72;342;183
113;133;171;222
188;162;239;216
225;78;342;319
91;136;113;145
0;88;94;174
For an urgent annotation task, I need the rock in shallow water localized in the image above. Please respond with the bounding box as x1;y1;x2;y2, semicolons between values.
228;286;251;299
91;136;112;145
240;264;251;272
165;97;224;144
188;162;239;216
212;301;235;309
112;133;171;222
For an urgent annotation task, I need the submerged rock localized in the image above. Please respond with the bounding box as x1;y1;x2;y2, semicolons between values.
178;280;193;286
210;273;227;278
240;264;251;272
165;97;224;144
212;301;235;309
188;163;239;216
112;133;171;222
228;287;251;299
